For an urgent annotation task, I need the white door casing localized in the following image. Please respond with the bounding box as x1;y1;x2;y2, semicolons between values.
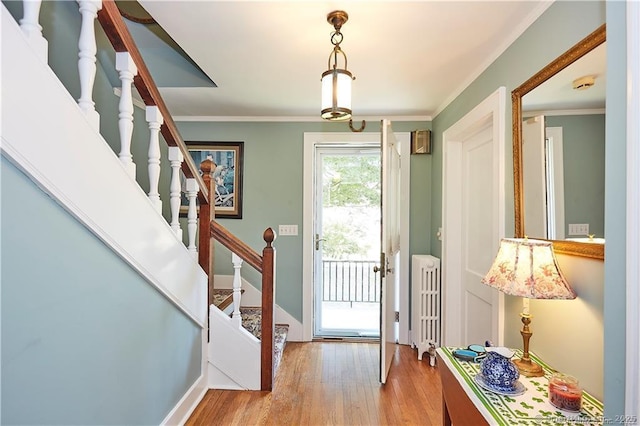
442;87;506;348
302;131;410;343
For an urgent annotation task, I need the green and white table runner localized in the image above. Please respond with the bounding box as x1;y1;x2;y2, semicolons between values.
437;347;604;425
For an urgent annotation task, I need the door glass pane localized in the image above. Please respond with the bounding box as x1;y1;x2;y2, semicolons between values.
315;149;381;338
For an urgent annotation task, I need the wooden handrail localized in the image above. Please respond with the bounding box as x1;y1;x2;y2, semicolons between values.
96;0;208;204
210;221;263;272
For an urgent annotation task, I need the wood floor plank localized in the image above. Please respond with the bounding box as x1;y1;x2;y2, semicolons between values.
186;342;443;425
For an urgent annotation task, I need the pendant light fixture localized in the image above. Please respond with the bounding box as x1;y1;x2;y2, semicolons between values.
321;10;365;132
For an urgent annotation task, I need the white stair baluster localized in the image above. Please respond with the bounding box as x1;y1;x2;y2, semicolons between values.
146;106;164;213
186;178;198;258
168;147;183;239
19;0;48;62
115;52;137;179
231;253;243;327
76;0;101;130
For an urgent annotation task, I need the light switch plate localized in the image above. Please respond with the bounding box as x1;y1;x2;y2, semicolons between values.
568;223;589;235
278;225;298;236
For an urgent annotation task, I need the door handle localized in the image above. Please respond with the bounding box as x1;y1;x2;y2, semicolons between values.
373;265;381;273
315;234;326;250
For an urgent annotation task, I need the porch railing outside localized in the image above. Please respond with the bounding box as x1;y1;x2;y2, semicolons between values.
322;260;379;303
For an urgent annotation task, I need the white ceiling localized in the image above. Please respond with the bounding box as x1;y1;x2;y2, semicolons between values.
139;1;555;121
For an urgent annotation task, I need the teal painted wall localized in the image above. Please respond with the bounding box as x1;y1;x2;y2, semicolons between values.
603;0;627;419
1;157;202;425
546;114;605;238
177;120;432;322
430;1;607;400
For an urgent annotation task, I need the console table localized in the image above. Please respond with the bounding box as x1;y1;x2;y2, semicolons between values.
436;347;604;425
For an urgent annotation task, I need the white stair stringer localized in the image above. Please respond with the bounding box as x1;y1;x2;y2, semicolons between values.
208;306;261;390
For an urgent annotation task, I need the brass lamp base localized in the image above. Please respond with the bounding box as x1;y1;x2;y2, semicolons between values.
513;357;544;377
516;312;545;377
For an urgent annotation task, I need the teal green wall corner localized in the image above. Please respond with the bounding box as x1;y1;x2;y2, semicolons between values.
177;120;431;322
1;157;202;425
603;1;627;419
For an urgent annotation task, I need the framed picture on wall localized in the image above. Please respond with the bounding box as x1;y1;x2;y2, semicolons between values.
183;141;244;219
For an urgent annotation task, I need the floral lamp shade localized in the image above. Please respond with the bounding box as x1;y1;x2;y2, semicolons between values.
481;238;576;300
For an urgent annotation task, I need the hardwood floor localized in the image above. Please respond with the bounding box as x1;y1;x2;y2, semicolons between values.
186;342;443;425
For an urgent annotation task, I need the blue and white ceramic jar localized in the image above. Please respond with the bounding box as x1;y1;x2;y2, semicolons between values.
479;347;519;391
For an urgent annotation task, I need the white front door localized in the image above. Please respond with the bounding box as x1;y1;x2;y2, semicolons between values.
442;88;505;348
380;119;400;383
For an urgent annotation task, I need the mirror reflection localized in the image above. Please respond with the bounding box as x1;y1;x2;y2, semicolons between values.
522;42;606;242
513;24;605;259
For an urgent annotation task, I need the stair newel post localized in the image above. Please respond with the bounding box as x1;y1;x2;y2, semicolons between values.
115;52;138;178
145;106;163;213
199;158;215;307
76;0;101;131
186;178;199;258
231;253;243;327
19;0;48;62
261;227;276;391
167;147;183;239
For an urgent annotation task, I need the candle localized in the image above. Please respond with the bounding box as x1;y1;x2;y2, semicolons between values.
522;297;530;316
549;373;582;412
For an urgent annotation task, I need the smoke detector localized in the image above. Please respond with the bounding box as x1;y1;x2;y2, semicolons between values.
572;75;596;90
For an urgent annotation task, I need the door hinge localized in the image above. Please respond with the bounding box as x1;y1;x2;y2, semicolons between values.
395;311;400;323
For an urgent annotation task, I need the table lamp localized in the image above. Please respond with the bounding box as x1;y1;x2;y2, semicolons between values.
481;238;576;377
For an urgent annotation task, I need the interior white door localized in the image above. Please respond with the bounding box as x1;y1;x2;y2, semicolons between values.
461;125;499;345
380;119;400;384
522;115;547;237
442;87;504;348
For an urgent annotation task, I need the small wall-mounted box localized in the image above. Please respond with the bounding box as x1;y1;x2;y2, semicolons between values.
411;130;432;154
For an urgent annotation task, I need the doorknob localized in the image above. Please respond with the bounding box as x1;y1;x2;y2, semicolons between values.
373;265;381;273
315;234;326;250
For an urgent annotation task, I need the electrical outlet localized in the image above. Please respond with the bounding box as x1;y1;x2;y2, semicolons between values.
568;223;589;235
278;225;298;236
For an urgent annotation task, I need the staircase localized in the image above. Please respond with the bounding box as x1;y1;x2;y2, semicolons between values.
3;0;284;399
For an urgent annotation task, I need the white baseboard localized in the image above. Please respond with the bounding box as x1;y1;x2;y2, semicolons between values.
213;275;304;341
160;374;207;426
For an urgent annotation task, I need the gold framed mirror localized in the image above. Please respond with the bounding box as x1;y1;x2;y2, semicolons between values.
512;24;605;260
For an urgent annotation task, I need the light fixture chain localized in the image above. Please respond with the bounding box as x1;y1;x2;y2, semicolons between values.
331;31;343;47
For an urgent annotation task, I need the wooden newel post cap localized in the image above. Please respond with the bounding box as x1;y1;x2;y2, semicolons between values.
263;228;276;247
200;158;215;176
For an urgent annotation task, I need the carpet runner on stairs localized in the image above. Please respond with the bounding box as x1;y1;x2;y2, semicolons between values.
211;290;289;375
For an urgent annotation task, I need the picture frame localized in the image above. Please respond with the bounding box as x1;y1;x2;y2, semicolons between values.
183;141;244;219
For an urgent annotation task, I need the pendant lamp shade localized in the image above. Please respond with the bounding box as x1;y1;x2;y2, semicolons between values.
321;68;352;121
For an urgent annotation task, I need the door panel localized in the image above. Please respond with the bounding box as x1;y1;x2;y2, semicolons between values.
462;125;495;344
313;147;381;338
380;119;400;384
